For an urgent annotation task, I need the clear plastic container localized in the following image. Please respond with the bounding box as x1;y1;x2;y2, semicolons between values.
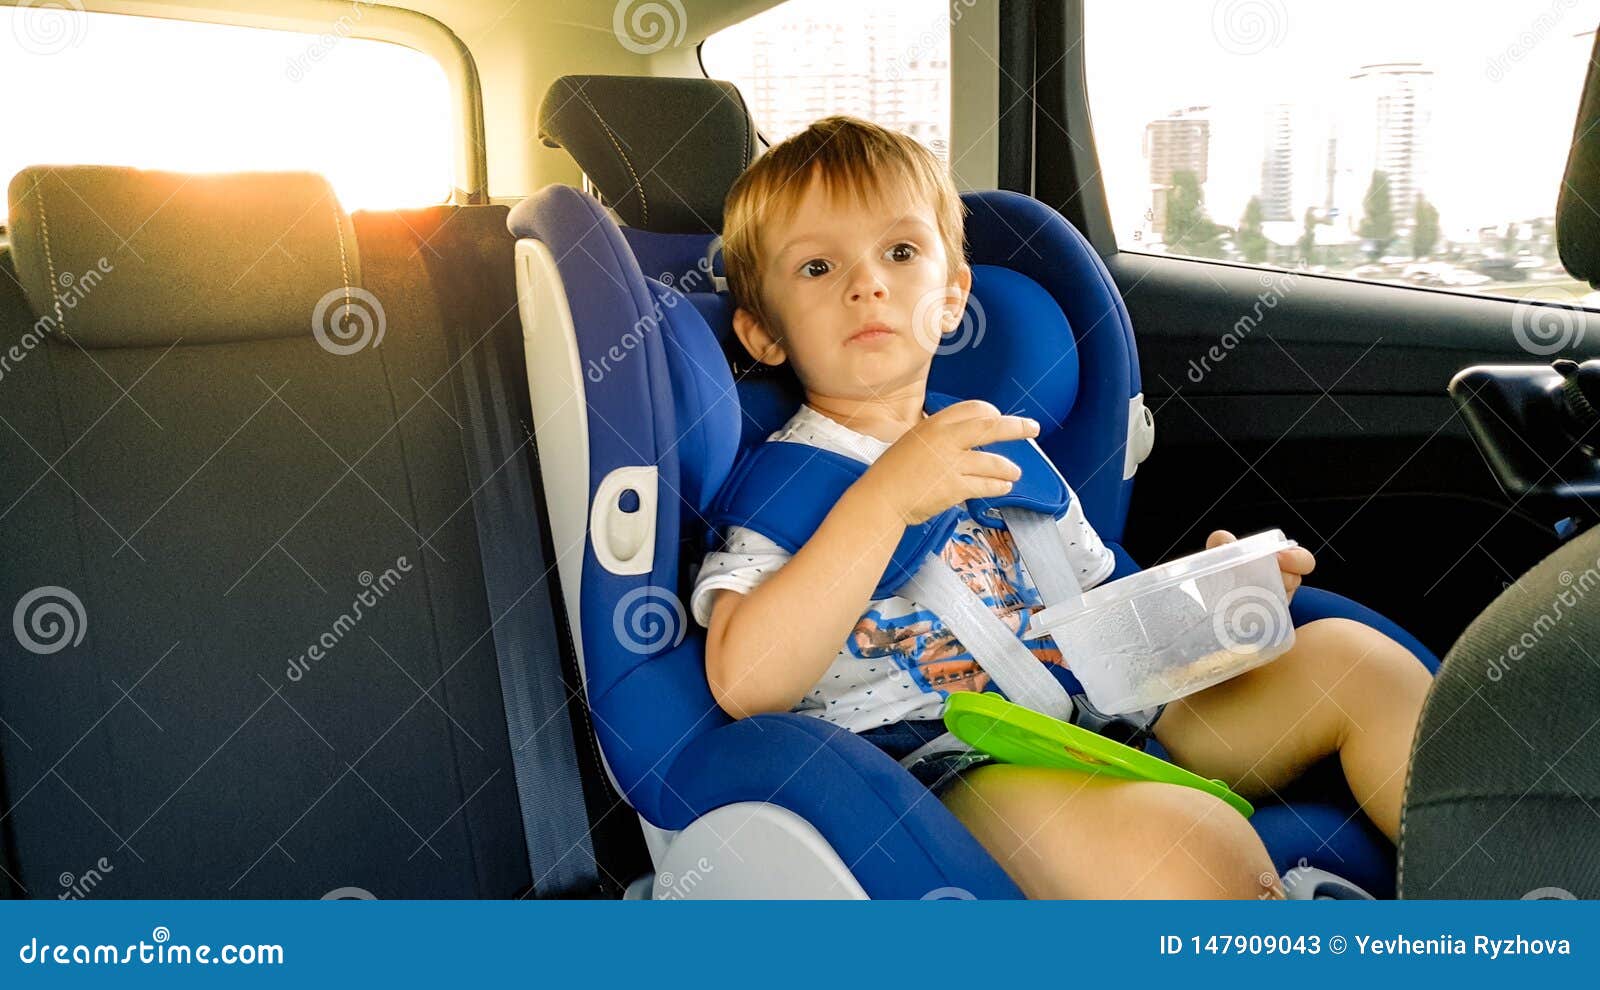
1029;529;1299;714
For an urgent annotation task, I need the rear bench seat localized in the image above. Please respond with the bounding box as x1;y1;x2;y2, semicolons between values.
0;166;644;897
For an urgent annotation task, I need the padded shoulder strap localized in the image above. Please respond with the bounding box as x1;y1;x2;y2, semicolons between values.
708;441;961;598
922;392;1072;528
708;396;1077;600
708;441;866;553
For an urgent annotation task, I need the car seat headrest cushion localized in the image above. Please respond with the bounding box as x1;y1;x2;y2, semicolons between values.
929;265;1079;430
6;165;360;349
539;75;759;235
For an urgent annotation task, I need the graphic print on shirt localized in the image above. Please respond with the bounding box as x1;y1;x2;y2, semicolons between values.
846;508;1065;696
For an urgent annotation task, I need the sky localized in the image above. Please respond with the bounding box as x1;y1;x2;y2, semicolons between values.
1084;0;1600;240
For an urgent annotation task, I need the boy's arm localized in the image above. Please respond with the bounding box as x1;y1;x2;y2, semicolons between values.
704;480;905;719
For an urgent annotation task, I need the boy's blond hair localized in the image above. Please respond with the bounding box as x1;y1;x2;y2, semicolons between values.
721;115;967;336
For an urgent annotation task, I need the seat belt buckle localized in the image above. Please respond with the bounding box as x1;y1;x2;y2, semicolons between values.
1070;692;1164;749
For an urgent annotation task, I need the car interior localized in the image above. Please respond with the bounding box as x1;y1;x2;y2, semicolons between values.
3;0;1600;901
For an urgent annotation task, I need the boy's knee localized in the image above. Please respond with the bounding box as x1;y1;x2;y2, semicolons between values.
1144;786;1277;899
1296;617;1429;691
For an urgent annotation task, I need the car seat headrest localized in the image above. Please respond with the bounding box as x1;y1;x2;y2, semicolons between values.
930;266;1079;430
539;75;759;235
6;165;360;349
1560;31;1600;286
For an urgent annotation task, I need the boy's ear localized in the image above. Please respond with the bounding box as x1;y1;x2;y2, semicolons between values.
732;307;788;367
916;264;977;353
949;263;973;322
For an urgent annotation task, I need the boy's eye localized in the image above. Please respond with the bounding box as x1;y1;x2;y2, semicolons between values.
800;258;832;278
886;242;918;263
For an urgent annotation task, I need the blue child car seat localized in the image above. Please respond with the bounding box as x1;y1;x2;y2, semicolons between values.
508;75;1440;898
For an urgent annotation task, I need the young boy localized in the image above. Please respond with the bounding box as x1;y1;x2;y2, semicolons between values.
691;116;1432;899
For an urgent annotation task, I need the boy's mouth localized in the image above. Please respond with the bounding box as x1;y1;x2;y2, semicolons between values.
846;322;895;345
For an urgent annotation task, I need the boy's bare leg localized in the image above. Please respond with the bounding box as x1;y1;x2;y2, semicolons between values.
1152;617;1431;841
939;764;1283;899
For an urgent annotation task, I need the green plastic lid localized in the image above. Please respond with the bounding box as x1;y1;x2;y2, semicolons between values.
943;692;1253;818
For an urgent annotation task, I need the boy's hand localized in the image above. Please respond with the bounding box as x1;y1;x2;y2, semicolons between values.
1206;529;1315;602
859;399;1040;526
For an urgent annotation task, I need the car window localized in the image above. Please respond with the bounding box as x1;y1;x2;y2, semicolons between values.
1086;0;1600;308
700;0;952;163
0;7;454;220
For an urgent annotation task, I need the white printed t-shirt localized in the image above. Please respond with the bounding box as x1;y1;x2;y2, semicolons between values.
690;404;1116;733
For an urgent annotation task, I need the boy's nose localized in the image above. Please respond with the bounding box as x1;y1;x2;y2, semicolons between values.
846;268;888;303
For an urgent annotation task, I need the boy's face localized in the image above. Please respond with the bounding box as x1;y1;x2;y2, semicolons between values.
732;174;971;402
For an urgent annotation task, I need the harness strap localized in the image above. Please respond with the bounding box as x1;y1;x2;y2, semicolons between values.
900;550;1076;722
1000;507;1084;605
900;507;1165;750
